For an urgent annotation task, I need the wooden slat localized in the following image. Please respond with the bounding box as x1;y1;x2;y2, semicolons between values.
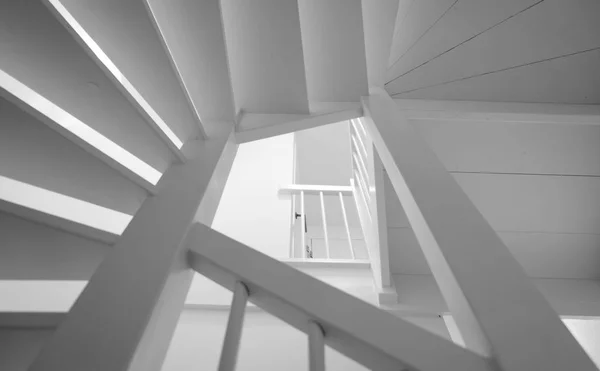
388;0;600;96
0;97;146;214
47;0;199;148
220;0;309;114
0;212;110;280
386;0;541;81
297;0;368;102
0;0;174;179
145;0;236;137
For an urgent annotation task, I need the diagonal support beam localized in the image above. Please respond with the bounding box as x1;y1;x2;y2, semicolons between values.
236;103;362;143
362;88;597;371
29;130;237;371
187;223;492;371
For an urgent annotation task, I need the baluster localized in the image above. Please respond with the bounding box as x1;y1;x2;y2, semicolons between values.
290;193;296;258
319;191;330;259
338;192;355;260
354;170;372;222
308;321;325;371
355;117;367;137
351;135;368;166
353;152;371;189
301;191;307;259
218;281;249;371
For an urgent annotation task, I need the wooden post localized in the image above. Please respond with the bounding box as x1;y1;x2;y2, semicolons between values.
29;133;238;371
218;281;249;371
308;321;325;371
362;88;597;371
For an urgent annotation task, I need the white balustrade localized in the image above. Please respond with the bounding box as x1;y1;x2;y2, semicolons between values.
279;184;363;261
186;223;491;371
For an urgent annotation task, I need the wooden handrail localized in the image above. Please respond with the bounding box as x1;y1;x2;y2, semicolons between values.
186;223;492;371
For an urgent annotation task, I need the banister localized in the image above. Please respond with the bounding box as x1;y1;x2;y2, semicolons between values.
279;184;352;195
186;223;492;371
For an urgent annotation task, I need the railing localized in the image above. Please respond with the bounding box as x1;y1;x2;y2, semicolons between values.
279;184;366;261
349;118;379;269
350;118;373;220
185;223;489;371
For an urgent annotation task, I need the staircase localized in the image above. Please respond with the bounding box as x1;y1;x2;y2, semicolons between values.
0;1;598;371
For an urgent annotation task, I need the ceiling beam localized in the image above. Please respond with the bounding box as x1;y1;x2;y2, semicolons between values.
236;103;363;143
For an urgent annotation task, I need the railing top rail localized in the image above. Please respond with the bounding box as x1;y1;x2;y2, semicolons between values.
187;223;492;371
279;184;352;195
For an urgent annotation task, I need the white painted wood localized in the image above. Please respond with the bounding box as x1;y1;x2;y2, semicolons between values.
0;176;127;244
0;313;65;328
281;259;370;270
45;0;190;159
307;321;326;371
412;119;600;176
290;194;297;258
298;0;368;102
353;172;372;222
397;48;600;104
301;191;307;259
0;70;160;192
361;0;399;89
236;105;362;144
395;99;600;123
354;164;372;206
0;0;175;176
388;0;600;100
187;223;492;371
453;173;600;235
389;225;600;279
0;97;146;214
351;134;369;166
280;184;353;195
353;152;371;186
218;281;249;371
391;274;600;318
29;131;237;371
373;153;392;287
319;192;331;259
363;89;597;370
388;0;456;70
386;0;541;81
339;192;355;260
145;0;236;137
220;0;309;114
0;212;110;280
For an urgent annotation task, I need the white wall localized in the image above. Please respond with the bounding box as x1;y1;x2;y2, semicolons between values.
162;310;367;371
212;133;294;259
295;121;352;186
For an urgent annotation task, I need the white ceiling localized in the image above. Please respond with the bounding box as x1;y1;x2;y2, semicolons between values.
386;0;600;103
